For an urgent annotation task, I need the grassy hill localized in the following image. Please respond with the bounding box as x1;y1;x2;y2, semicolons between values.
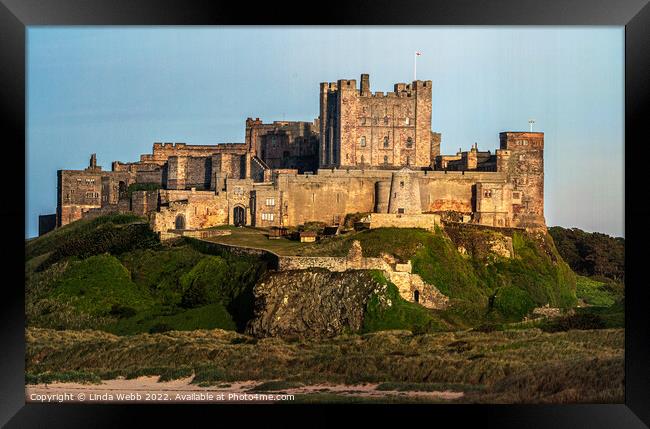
26;214;622;336
26;214;267;334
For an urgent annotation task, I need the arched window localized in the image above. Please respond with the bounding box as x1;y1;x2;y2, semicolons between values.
406;137;413;148
383;155;388;164
383;136;389;148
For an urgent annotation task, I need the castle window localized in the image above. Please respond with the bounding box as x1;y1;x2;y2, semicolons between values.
266;198;275;206
513;192;521;199
406;137;413;148
398;208;405;214
405;117;410;125
406;156;411;165
384;155;389;164
384;116;389;125
383;136;389;148
484;190;492;198
261;213;275;221
400;181;404;188
360;136;366;147
519;154;525;161
361;118;366;125
373;118;378;125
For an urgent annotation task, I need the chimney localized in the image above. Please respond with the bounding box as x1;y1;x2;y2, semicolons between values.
360;74;370;95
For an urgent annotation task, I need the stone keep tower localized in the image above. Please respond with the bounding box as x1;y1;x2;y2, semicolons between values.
499;132;545;229
319;74;436;169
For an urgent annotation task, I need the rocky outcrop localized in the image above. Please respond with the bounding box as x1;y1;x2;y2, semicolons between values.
245;269;387;338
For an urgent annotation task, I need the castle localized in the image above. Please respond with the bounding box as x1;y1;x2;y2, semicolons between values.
42;74;545;238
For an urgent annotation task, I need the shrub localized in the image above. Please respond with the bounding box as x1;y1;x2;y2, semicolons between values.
41;222;159;269
541;313;606;332
149;323;173;334
491;286;536;321
127;182;161;198
109;304;137;318
179;256;232;308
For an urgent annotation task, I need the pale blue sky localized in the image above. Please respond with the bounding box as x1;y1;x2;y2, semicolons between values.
26;27;624;238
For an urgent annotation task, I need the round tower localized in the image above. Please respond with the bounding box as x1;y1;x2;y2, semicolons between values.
374;181;391;213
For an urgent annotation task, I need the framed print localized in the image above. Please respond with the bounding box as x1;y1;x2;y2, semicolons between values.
2;0;649;426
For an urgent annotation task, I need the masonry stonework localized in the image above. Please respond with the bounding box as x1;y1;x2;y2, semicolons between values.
50;73;545;240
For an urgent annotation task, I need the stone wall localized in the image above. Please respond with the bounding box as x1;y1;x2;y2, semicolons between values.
150;191;228;235
277;241;448;309
131;190;159;216
143;142;247;165
57;170;104;226
273;169;509;228
368;213;441;230
245;118;319;173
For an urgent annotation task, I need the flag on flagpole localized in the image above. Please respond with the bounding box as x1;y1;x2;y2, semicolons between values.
414;52;422;80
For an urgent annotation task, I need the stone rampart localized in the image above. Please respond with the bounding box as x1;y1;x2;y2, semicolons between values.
368;213;441;230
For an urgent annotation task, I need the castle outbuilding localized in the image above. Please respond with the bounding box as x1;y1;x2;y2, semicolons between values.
43;74;546;237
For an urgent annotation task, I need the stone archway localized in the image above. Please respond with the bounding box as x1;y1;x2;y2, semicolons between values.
233;206;246;227
175;214;186;230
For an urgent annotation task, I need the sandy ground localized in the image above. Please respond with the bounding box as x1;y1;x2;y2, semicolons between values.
25;376;464;404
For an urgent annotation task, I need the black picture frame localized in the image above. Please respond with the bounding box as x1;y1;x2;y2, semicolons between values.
2;0;648;426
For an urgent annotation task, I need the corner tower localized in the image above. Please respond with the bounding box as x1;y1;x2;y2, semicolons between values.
499;132;545;230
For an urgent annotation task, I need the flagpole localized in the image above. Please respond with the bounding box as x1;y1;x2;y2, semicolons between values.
414;52;417;81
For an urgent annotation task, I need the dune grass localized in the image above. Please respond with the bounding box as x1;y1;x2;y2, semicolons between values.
25;327;624;403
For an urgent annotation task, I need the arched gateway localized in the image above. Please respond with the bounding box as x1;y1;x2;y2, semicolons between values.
175;214;185;230
233;206;246;226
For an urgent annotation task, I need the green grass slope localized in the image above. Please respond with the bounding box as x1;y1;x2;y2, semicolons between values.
52;254;154;315
302;226;577;327
26;215;266;335
26;214;584;335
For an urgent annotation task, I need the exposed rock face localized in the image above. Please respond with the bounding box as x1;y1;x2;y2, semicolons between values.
245;269;387;338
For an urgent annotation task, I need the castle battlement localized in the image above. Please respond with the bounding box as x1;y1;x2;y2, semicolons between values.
48;73;546;237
